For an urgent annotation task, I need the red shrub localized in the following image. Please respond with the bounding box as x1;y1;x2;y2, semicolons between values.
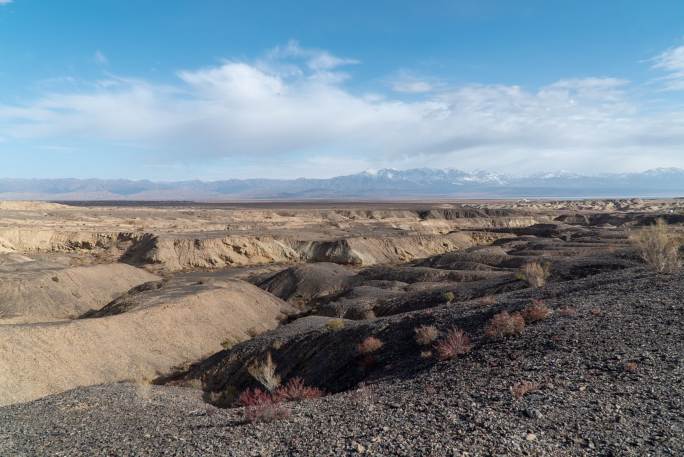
357;336;384;354
238;387;272;407
521;300;551;323
511;381;539;400
434;328;472;360
485;311;525;339
558;306;577;317
273;377;324;402
238;388;289;423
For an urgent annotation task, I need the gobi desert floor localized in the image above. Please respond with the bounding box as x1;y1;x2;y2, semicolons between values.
0;199;682;456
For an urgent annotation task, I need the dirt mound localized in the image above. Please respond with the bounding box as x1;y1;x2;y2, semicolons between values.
258;263;357;307
0;201;68;211
0;263;159;324
122;232;479;271
416;245;512;269
0;278;293;406
359;265;507;283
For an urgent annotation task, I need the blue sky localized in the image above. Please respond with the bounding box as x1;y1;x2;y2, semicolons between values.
1;0;683;180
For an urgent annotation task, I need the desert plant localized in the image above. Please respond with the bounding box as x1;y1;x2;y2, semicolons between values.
624;361;638;373
247;352;281;392
221;338;236;350
519;261;551;288
630;219;681;273
510;381;540;400
442;291;456;303
326;319;346;331
273;377;324;402
434;328;472;360
478;295;497;306
414;325;440;346
357;336;384;354
238;387;290;423
485;311;525;338
521;300;551;323
558;306;577;317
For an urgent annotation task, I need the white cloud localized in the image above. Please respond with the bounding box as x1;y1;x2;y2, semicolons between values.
1;43;684;175
268;40;359;72
390;70;436;93
652;45;684;90
393;80;433;93
0;0;13;5
94;50;109;65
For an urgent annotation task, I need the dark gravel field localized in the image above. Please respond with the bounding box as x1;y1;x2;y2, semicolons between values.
1;266;682;457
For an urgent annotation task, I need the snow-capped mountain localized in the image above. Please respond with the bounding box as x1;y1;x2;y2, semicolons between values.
1;168;683;200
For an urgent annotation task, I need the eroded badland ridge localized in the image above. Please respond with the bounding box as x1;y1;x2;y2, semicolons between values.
0;199;682;456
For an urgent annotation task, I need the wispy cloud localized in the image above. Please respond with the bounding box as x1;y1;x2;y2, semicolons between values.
94;50;109;66
1;42;684;174
0;0;13;5
652;45;684;91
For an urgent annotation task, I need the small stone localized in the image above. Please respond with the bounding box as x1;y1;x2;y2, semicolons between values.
526;433;538;442
352;442;366;453
525;408;543;419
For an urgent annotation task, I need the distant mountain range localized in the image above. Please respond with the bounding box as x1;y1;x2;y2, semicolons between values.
1;168;683;201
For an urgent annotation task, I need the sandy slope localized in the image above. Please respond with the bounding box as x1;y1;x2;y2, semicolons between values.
0;263;159;323
0;278;292;406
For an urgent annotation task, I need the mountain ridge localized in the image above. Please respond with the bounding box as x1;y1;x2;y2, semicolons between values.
1;168;683;200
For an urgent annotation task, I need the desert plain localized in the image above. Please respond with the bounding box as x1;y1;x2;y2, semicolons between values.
0;198;682;456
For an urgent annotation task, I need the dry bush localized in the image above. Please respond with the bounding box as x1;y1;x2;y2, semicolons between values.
357;336;384;354
520;261;551;288
326;319;346;331
590;308;603;317
273;377;324;402
559;306;577;317
442;291;456;303
238;387;290;423
478;295;497;306
521;300;551;323
511;381;540;400
434;328;472;360
414;325;440;346
630;219;681;273
351;382;375;411
361;309;377;320
247;352;281;392
624;361;638;373
485;311;525;339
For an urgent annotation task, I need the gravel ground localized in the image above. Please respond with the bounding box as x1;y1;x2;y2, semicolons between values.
1;267;682;456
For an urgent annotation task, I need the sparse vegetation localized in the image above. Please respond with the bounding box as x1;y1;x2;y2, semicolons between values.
511;381;540;400
521;299;551;323
630;219;681;273
519;261;551;288
478;295;497;306
559;306;578;317
442;291;456;303
247;352;281;392
326;319;346;331
273;377;324;402
414;325;440;346
485;311;525;338
239;377;323;422
624;361;638;373
221;338;236;350
238;387;290;423
434;328;472;360
357;336;384;354
590;307;603;317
